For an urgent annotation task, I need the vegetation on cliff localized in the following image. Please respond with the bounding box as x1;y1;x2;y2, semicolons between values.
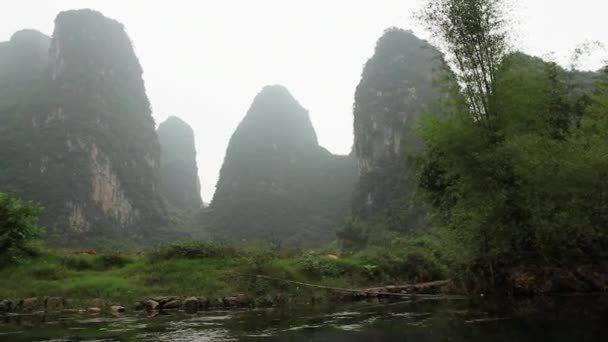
350;28;450;240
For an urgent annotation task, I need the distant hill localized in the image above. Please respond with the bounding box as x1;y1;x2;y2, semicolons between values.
206;85;356;247
158;116;203;212
0;10;168;247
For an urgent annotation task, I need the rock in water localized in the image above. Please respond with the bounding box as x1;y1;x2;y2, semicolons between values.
157;116;203;212
207;85;356;247
0;9;167;246
352;28;446;230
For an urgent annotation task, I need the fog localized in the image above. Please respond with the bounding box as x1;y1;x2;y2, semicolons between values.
1;0;606;201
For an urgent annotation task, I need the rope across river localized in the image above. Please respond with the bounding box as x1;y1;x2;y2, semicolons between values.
255;274;452;299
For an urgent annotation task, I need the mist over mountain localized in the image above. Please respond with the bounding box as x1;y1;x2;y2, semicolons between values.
0;10;167;247
207;85;356;246
158;116;203;212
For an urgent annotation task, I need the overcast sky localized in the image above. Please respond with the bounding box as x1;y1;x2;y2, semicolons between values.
1;1;606;201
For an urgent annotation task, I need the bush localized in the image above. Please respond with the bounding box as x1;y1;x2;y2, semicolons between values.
298;255;358;278
356;235;447;283
30;264;66;280
0;192;42;265
148;241;238;260
60;253;132;271
60;255;96;270
97;254;131;269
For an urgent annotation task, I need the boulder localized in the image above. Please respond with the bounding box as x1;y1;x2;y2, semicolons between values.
45;297;64;311
0;299;13;312
110;305;126;314
183;297;199;313
254;295;274;307
149;296;179;305
223;294;251;307
162;299;182;310
61;309;81;314
20;297;43;312
197;296;209;309
208;297;224;308
91;298;104;308
87;307;101;314
142;299;159;311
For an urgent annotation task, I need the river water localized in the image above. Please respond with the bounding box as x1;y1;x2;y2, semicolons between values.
1;295;606;341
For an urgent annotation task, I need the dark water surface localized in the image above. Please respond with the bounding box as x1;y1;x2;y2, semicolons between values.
1;295;607;341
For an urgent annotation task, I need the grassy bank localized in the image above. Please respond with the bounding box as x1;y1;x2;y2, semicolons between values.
0;241;446;306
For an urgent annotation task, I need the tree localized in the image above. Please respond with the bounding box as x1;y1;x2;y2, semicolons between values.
0;192;42;264
417;0;509;124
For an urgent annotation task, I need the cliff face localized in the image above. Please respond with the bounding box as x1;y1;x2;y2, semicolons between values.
0;10;167;246
157;116;203;212
208;85;356;247
0;30;51;203
352;28;445;230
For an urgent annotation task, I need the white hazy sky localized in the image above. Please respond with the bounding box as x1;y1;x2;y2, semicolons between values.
1;1;606;201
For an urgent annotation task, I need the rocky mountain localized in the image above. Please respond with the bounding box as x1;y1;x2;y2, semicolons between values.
352;28;446;231
157;116;203;212
207;85;356;247
0;9;167;247
0;30;51;211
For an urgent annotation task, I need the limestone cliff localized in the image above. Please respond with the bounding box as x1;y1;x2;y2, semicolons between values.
0;10;166;246
157;116;203;212
0;30;51;201
207;85;356;247
352;28;446;230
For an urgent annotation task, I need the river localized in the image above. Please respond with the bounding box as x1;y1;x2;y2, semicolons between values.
1;295;606;341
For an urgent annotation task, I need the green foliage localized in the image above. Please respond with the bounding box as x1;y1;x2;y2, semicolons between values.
148;241;238;261
415;49;608;290
0;192;42;265
60;253;133;271
356;235;447;283
417;0;508;122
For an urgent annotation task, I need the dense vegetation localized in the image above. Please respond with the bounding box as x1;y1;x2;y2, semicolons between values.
408;0;608;292
0;192;42;266
207;85;356;247
1;1;607;301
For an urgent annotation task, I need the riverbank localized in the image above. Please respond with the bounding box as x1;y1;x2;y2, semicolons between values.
0;241;449;313
1;241;606;315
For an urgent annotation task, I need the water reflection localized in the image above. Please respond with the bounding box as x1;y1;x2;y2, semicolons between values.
0;295;606;341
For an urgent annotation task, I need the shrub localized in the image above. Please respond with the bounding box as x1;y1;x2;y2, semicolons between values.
60;255;96;270
30;264;66;280
96;254;131;269
298;255;358;278
148;241;238;260
60;253;132;271
0;192;42;265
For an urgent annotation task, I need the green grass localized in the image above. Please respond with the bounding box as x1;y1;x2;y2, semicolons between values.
0;242;447;304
